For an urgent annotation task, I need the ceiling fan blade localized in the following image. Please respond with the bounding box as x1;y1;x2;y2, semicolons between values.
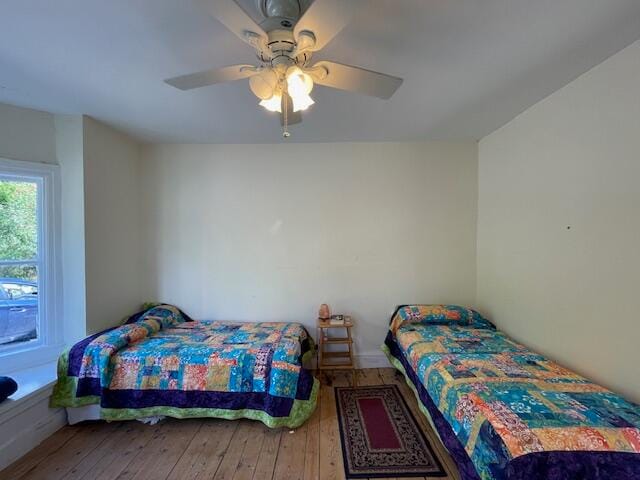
165;65;256;91
311;61;403;99
197;0;267;46
280;93;302;125
294;0;358;51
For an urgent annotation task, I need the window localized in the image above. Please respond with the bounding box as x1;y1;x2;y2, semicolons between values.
0;178;40;347
0;158;61;372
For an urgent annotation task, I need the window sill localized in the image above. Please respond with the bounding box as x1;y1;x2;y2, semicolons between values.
0;361;58;422
0;343;63;375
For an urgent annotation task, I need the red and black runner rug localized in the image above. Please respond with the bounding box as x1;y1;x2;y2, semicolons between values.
335;385;446;478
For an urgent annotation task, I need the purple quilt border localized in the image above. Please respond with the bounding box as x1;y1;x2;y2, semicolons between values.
102;388;295;416
75;361;314;417
506;450;640;480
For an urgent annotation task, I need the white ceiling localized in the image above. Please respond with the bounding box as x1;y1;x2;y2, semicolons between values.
1;0;639;144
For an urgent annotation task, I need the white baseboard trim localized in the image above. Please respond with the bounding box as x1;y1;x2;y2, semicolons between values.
355;352;391;369
306;351;391;370
0;386;67;471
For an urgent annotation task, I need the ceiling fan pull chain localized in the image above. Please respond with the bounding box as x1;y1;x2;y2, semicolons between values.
283;87;291;138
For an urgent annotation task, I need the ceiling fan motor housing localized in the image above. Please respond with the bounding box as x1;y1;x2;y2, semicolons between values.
260;29;311;67
260;0;300;24
253;0;313;67
258;0;311;29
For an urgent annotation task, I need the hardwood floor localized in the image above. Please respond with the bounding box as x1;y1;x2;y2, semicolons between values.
0;368;460;480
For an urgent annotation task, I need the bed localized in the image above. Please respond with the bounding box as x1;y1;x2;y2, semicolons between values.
383;305;640;480
51;304;318;428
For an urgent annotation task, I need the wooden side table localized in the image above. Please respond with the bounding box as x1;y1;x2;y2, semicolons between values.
317;317;356;385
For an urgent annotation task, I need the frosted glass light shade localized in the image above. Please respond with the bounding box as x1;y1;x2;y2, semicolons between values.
259;94;282;112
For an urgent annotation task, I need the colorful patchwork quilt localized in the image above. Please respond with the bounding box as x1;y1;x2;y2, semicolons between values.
396;324;527;359
52;305;318;428
384;306;640;480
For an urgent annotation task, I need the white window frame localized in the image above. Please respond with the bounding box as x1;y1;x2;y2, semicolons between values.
0;157;62;374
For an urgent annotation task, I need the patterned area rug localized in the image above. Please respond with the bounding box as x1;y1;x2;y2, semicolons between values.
335;385;446;478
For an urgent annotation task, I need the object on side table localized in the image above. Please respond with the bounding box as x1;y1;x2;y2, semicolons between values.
0;376;18;402
318;303;331;320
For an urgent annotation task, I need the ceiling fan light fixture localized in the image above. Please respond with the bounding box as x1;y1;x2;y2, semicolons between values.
286;66;313;94
259;93;283;112
286;67;314;112
249;70;278;100
291;92;314;112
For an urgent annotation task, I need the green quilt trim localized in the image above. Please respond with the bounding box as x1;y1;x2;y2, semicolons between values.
50;348;100;408
52;369;319;429
104;378;318;429
100;378;317;428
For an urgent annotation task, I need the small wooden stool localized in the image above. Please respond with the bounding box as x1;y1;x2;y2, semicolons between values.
317;317;356;386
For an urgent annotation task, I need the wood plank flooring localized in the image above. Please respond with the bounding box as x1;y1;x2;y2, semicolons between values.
0;369;460;480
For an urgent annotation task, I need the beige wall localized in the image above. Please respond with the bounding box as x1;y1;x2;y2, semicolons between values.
140;142;478;363
477;40;640;402
83;117;144;334
54;115;87;343
0;103;57;164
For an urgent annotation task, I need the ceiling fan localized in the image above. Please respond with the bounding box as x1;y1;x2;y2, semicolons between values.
165;0;404;137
